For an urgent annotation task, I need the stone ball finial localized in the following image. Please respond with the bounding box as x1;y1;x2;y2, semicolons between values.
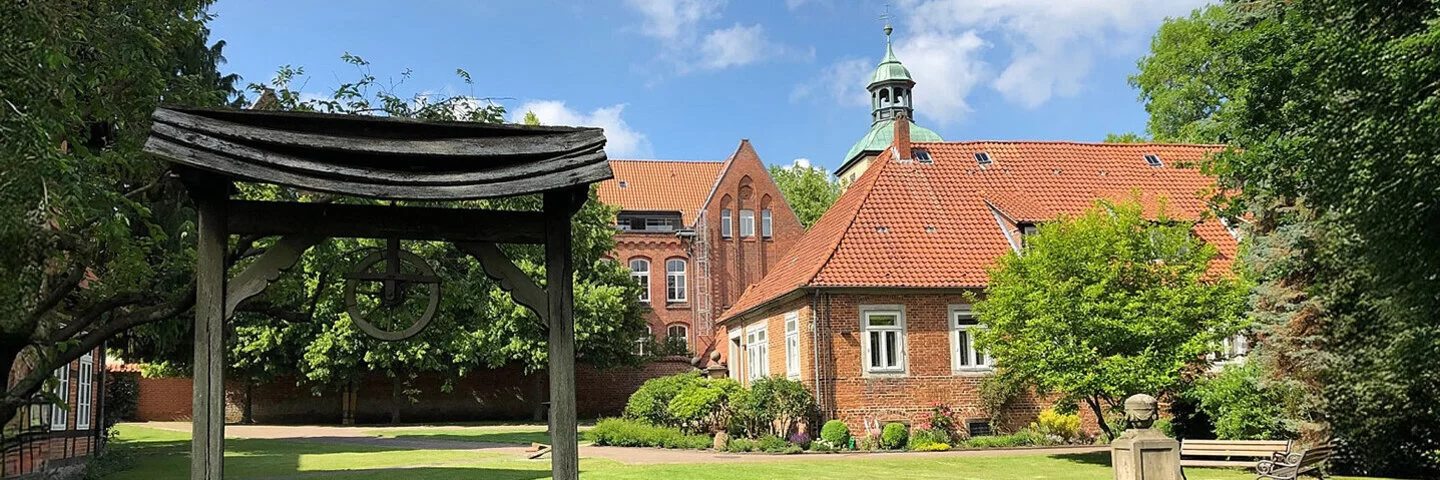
1123;394;1160;429
710;351;722;362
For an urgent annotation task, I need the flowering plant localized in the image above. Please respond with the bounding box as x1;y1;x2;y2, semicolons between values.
925;402;958;435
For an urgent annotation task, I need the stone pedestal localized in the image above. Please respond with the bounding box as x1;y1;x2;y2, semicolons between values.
1112;429;1181;480
1111;394;1181;480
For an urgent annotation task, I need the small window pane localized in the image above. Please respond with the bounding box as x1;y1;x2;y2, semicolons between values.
956;331;970;366
869;332;881;367
884;332;897;367
740;210;755;237
721;209;733;238
867;315;897;327
761;210;773;237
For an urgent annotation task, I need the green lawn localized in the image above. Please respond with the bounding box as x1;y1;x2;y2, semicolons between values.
106;425;1393;480
368;427;553;446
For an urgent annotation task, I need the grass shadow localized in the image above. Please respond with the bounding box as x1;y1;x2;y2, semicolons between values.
386;431;552;446
1051;451;1113;467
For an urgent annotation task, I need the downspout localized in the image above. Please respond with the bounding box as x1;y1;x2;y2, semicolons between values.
809;290;822;416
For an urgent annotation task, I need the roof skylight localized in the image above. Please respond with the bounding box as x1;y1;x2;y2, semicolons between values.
975;152;993;167
1144;154;1163;167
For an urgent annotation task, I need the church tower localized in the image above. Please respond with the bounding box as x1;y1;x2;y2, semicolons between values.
837;24;944;185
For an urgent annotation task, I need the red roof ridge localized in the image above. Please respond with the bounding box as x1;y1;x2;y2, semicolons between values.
608;158;724;164
911;140;1230;149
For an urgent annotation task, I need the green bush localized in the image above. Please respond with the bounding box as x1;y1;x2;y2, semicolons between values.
1153;418;1175;438
104;373;139;427
908;428;952;450
731;377;817;438
757;434;790;452
725;437;759;453
913;442;951;452
1034;409;1082;443
623;372;704;428
667;377;748;434
820;420;851;446
880;422;909;450
809;440;836;452
1186;362;1296;440
585;418;711;449
962;428;1060;448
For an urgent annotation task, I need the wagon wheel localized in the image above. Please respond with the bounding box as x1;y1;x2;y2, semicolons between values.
343;241;441;341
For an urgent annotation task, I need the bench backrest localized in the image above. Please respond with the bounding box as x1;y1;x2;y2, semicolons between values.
1179;440;1292;468
1294;443;1334;471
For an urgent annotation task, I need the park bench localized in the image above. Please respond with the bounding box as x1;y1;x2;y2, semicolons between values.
1256;443;1333;480
1180;439;1292;469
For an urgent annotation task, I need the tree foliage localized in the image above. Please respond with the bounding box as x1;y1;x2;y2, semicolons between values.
767;164;840;228
974;200;1248;438
0;0;234;428
1134;1;1440;474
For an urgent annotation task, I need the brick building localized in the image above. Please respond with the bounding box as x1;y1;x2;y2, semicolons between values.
715;26;1239;437
3;347;106;478
596;140;805;358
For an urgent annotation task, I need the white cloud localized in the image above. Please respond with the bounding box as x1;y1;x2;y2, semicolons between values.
785;0;815;10
798;0;1205;123
902;0;1206;110
699;24;774;70
514;101;654;159
624;0;807;74
627;0;725;41
790;57;872;106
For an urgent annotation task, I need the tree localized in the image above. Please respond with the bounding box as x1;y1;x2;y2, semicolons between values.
1134;1;1440;474
522;111;541;126
1103;132;1149;143
0;0;242;428
768;163;840;228
118;56;649;423
974;200;1248;439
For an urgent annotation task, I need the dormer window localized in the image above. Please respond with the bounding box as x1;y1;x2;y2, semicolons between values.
975;152;993;167
914;148;932;164
617;212;683;232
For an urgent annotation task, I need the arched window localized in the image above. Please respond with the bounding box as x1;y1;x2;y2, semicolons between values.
879;88;891;106
629;258;650;303
667;324;689;349
666;259;687;302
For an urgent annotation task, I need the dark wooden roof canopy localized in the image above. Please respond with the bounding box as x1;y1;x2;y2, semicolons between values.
144;106;612;200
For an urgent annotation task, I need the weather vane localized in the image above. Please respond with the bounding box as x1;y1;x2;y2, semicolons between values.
880;2;893;37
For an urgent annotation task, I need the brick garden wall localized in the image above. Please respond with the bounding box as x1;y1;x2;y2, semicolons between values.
128;358;695;424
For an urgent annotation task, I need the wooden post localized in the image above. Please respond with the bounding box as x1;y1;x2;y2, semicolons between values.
544;191;579;480
191;178;228;480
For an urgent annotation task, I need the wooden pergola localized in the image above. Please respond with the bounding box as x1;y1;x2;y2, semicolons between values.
142;106;612;480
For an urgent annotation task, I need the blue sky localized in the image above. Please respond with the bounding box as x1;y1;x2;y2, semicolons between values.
208;0;1208;172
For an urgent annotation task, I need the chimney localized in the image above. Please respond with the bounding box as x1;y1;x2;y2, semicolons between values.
893;111;912;160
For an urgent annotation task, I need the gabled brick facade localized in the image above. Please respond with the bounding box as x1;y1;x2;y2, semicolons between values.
597;140;804;358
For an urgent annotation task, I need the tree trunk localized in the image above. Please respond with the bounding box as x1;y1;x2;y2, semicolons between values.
1087;396;1115;439
390;375;401;424
531;371;545;422
242;380;255;424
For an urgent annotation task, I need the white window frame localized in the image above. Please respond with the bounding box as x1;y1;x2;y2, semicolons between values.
76;353;93;430
950;305;993;373
667;324;689;350
739;210;755;237
629;258;650;303
50;363;69;430
746;324;769;381
665;259;687;303
762;209;773;238
784;312;800;379
728;328;744;381
1212;332;1250;367
721;209;733;238
636;325;652;356
860;305;906;375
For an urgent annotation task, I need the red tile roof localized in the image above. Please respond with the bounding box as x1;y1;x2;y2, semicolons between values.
720;141;1238;323
596;160;725;224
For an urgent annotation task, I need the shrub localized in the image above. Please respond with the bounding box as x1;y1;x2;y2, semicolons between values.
913;442;951;452
725;437;759;453
787;431;811;450
1186;362;1296;440
103;373;139;428
757;434;789;452
820;420;851;446
962;428;1060;448
586;418;711;449
809;440;837;452
919;402;958;435
908;428;952;450
667;377;748;434
623;372;704;427
732;377;817;438
1153;418;1175;438
880;422;909;450
1034;409;1082;443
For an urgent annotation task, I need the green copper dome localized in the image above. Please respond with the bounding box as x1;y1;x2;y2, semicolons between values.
844;118;944;163
868;42;913;87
